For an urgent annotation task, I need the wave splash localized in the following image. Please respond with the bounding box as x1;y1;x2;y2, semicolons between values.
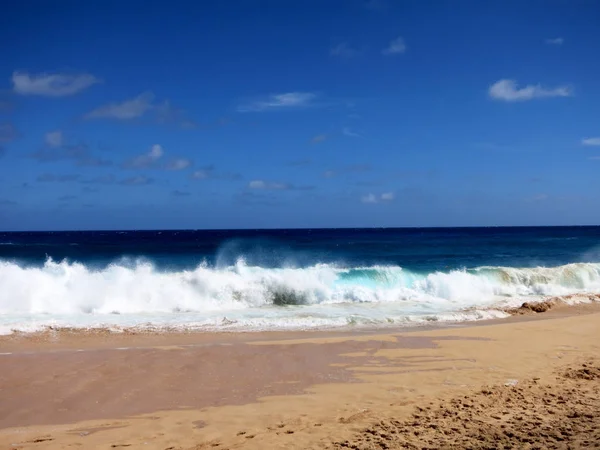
0;259;599;333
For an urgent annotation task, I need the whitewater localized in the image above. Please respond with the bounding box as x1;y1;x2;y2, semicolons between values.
1;258;599;334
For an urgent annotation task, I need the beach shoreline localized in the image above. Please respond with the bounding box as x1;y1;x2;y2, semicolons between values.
1;300;600;448
1;294;598;352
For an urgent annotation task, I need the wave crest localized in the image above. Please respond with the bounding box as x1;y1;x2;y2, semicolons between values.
0;259;599;333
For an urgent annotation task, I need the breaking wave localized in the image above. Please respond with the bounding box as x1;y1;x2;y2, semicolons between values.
0;259;599;334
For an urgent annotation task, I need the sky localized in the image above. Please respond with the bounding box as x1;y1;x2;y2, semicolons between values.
1;0;600;231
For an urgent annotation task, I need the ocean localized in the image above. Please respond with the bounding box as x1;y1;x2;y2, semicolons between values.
1;226;599;334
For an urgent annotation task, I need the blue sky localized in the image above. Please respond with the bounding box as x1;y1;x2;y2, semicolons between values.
1;0;600;231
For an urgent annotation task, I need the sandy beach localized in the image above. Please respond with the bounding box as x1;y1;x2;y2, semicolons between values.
1;303;600;449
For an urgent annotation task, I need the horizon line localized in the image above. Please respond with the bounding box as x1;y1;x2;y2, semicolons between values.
1;224;600;233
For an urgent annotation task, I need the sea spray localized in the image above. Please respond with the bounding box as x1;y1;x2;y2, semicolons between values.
0;258;599;333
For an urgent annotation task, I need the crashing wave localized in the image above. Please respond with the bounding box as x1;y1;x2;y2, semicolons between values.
0;259;599;333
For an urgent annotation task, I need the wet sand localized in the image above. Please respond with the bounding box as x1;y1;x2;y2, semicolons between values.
1;302;600;449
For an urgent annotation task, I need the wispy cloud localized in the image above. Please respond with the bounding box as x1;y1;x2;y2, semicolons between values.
324;164;372;178
120;176;153;186
172;190;191;197
165;158;192;171
191;167;213;180
588;156;600;160
81;174;116;185
123;144;163;169
525;194;549;202
12;71;99;97
249;180;290;190
37;173;79;183
582;137;600;146
0;123;18;143
33;143;76;162
545;37;564;45
86;92;155;120
311;134;327;144
191;166;242;181
0;147;5;158
342;127;361;138
330;42;362;58
237;92;317;112
85;92;195;126
382;36;406;55
154;100;183;124
489;79;571;102
45;130;63;148
361;194;378;204
361;192;394;204
31;143;113;167
122;144;192;171
248;180;314;191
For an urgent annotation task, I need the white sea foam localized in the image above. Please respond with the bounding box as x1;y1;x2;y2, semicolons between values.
0;259;599;334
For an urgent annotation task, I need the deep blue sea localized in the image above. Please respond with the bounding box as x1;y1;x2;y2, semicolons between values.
1;226;599;334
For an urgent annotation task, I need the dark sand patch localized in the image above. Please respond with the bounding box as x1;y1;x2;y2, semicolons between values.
0;334;478;429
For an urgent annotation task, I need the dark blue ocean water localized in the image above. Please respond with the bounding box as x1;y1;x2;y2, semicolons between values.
1;226;600;271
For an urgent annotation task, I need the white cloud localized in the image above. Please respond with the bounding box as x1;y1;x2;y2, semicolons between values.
125;144;163;168
165;158;192;171
582;137;600;146
237;92;317;112
45;130;63;148
192;169;211;179
489;79;571;102
323;170;336;178
588;156;600;160
361;192;394;203
12;71;99;97
86;93;192;126
249;180;266;189
545;37;564;45
342;127;361;138
382;37;406;55
361;193;378;204
86;92;154;120
248;180;289;190
330;42;362;58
